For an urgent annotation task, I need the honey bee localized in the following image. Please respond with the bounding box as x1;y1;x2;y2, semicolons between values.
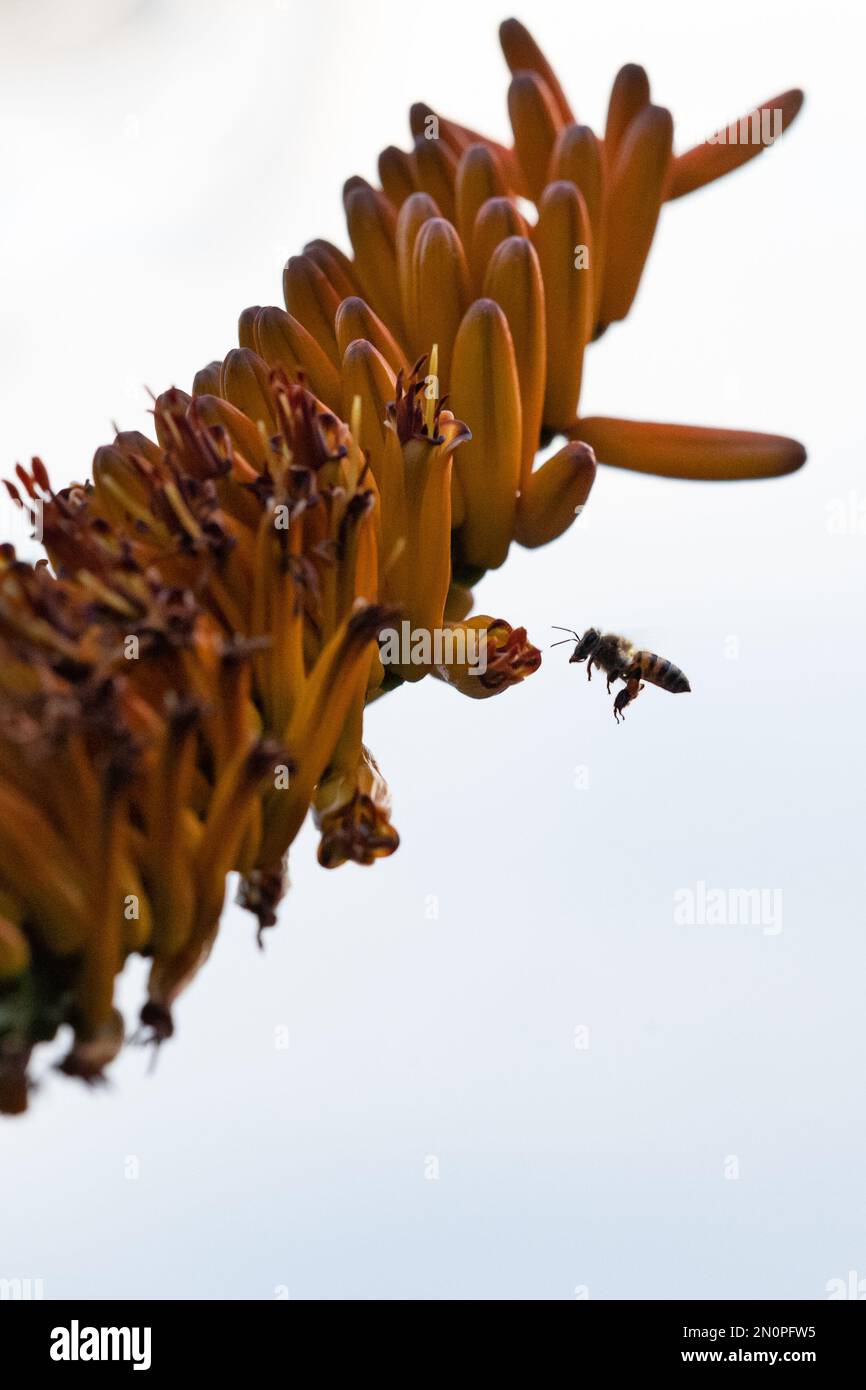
552;626;691;722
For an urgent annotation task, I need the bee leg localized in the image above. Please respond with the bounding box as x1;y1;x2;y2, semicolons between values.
613;676;643;724
606;667;624;694
613;687;631;722
586;657;593;682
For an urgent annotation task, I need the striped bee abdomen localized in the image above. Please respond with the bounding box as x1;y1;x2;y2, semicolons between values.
630;651;691;693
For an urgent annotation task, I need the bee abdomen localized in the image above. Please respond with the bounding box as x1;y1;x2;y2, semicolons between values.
632;651;691;693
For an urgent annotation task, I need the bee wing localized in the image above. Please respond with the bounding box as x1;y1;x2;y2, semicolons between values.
615;625;652;645
619;626;691;683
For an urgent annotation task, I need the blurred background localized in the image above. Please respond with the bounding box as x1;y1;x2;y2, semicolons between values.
1;0;864;1299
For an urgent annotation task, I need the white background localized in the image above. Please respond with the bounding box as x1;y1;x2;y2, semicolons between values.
1;0;864;1299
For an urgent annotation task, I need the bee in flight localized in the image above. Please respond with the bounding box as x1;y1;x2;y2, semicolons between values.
552;627;691;723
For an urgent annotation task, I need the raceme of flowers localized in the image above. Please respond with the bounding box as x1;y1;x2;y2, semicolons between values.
0;18;805;1113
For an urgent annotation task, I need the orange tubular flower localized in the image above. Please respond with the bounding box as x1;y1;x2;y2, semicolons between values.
313;714;399;870
431;616;542;698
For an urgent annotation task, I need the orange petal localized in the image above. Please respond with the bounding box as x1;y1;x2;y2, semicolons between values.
515;440;595;546
395;191;440;336
409;101;469;159
192;739;287;947
415;104;524;194
549;124;604;231
219;348;275;431
335;296;408;376
192;360;222;396
456;143;508;250
193;394;269;471
75;779;126;1036
508;71;564;203
411;217;470;383
535;180;593;430
404;446;454;645
378;145;417;208
484;235;546;491
548;123;606;326
499;17;574;124
302;239;360;300
255;306;342;412
570;417;807;480
342;174;371;204
450;298;522;571
340;339;396;456
470;195;529;293
282;253;342;366
238;306;260;350
344;184;405;349
599;104;673;327
412;134;459;224
259;603;391;863
604;64;651;169
666;89;805;200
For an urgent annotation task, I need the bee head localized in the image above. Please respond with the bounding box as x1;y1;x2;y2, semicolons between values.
570;628;600;664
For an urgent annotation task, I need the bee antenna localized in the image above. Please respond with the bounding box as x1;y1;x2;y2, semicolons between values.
551;625;581;639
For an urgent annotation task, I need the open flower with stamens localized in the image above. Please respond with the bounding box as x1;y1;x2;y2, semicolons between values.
0;364;539;1110
314;736;399;870
432;615;542;698
0;517;382;1105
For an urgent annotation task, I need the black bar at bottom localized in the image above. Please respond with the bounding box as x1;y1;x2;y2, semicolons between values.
6;1297;864;1372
